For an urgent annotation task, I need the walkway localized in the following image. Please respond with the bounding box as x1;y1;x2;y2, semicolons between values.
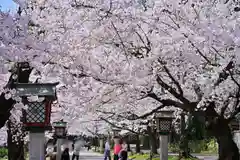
70;149;103;160
47;148;217;160
76;149;218;160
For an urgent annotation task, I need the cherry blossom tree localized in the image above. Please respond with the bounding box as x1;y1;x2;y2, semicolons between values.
3;0;240;159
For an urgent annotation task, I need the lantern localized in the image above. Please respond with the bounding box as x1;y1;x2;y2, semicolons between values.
154;110;174;135
15;82;58;130
53;120;67;138
112;127;121;137
230;119;239;131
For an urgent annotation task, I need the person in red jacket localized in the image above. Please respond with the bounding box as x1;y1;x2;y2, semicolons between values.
113;136;122;160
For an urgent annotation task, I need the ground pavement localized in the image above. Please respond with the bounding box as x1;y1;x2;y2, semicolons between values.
70;149;103;160
46;148;103;160
73;149;218;160
47;148;217;160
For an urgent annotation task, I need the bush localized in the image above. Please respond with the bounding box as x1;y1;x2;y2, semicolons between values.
168;143;180;153
169;139;218;154
0;148;7;158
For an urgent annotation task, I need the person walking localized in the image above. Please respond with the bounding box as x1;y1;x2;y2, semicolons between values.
118;141;128;160
104;138;111;160
72;142;81;160
61;148;70;160
113;137;122;160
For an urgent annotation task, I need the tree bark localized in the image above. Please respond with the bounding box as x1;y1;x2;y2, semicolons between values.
179;113;193;158
204;103;240;160
1;63;32;160
135;134;141;153
0;63;32;128
7;120;25;160
147;126;158;154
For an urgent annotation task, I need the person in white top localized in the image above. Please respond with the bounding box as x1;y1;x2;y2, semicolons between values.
104;138;111;160
72;140;83;160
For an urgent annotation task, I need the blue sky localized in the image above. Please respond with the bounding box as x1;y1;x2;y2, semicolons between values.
0;0;17;11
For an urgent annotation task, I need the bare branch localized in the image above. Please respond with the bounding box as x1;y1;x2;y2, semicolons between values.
111;22;129;61
100;117;139;134
227;71;240;120
97;104;165;121
156;75;190;104
220;97;230;117
161;9;215;65
193;83;203;101
214;61;234;87
41;60;128;86
158;59;183;95
134;105;166;119
182;34;214;65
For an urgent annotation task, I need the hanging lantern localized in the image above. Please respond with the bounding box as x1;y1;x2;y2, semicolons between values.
154;110;174;135
15;82;58;130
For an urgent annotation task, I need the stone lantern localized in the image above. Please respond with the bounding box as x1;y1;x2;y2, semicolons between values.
53;120;67;160
53;120;67;138
154;110;174;160
15;83;58;131
15;82;58;160
112;127;121;137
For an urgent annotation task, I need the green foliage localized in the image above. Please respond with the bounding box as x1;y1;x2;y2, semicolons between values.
168;143;180;153
200;139;218;154
169;139;218;154
128;153;197;160
0;148;7;158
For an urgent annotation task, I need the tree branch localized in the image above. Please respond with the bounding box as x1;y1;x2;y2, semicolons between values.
193;83;203;101
42;60;128;86
158;59;183;96
214;61;234;87
156;75;190;104
226;70;240;121
100;117;139;134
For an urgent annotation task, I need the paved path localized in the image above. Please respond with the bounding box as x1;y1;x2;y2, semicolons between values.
77;149;218;160
70;149;103;160
48;148;217;160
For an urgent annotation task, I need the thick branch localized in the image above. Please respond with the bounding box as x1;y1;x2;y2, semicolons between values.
193;83;203;101
214;61;234;87
0;63;32;128
131;105;166;120
227;72;240;121
97;104;165;121
42;60;128;86
156;75;190;104
100;117;139;134
158;59;184;96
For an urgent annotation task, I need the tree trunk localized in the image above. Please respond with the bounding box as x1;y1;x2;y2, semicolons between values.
0;63;32;128
204;103;240;160
179;113;193;158
7;120;25;160
147;126;158;154
135;134;141;153
127;141;131;152
208;119;239;160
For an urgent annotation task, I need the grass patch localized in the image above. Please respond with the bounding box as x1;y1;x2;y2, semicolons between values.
129;153;198;160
